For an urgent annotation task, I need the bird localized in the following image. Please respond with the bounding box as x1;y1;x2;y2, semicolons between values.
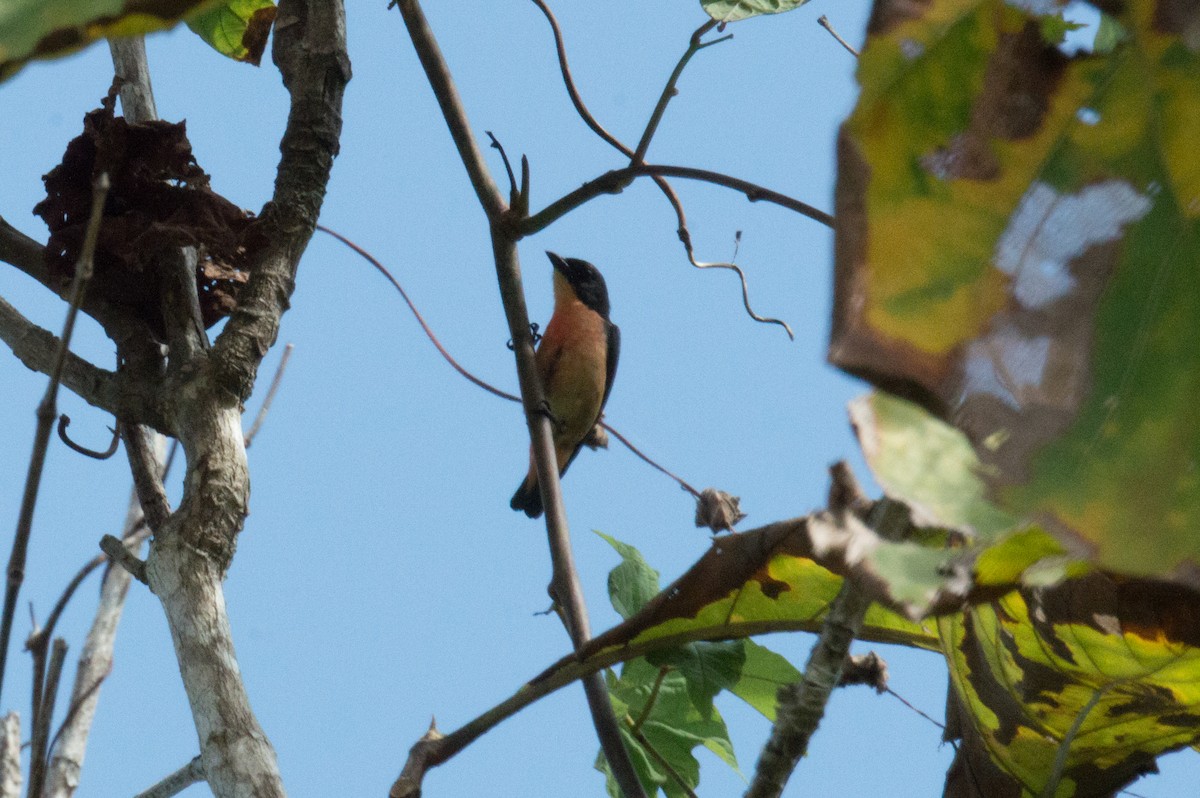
510;252;620;518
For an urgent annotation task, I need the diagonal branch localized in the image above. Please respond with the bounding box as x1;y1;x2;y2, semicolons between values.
1;174;109;711
209;0;351;403
393;2;645;796
0;296;118;413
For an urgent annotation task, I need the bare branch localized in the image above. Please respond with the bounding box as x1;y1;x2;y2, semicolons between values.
132;757;204;798
29;638;68;798
528;4;804;337
1;174;109;710
393;2;644;794
630;20;727;165
318;224;701;501
109;37;159;123
817;15;860;58
744;492;909;798
0;297;119;412
0;216;51;286
44;438;165;798
209;0;350;404
244;343;294;448
0;713;18;798
121;423;171;533
522;163;833;234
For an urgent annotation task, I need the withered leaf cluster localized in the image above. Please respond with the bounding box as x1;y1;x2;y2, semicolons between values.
34;83;259;336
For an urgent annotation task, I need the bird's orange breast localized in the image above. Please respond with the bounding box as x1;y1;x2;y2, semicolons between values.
536;296;609;467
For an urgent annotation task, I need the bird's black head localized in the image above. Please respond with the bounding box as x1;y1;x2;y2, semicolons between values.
547;252;611;319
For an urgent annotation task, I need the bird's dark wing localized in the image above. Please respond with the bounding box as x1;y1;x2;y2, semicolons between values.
600;320;620;412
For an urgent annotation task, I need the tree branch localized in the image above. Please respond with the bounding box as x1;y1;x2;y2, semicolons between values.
132;757;204;798
0;175;109;711
630;20;726;165
393;2;645;795
0;296;119;413
0;713;18;798
528;3;803;337
209;0;351;403
744;487;909;798
0;216;50;286
43;498;153;798
109;14;350;796
521;163;833;235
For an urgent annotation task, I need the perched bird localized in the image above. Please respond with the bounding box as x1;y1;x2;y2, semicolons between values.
511;252;620;518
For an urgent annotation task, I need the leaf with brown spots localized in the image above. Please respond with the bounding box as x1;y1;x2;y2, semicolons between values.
940;575;1200;797
833;0;1200;586
0;0;278;81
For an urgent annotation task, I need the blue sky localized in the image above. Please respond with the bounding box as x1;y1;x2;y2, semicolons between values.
0;1;1195;796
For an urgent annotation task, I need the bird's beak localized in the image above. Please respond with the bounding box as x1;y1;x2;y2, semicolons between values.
546;251;568;274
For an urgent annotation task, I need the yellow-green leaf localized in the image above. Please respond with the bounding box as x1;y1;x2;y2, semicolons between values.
186;0;276;65
940;576;1200;796
832;0;1200;586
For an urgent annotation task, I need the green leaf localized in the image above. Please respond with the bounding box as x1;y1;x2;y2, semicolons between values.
0;0;225;81
648;641;746;720
186;0;277;65
728;640;801;721
832;0;1200;586
598;658;740;797
597;531;662;620
700;0;811;23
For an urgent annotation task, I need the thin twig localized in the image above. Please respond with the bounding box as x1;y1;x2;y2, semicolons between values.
120;423;171;533
885;686;945;731
599;422;701;498
132;756;205;798
630;666;670;734
316;225;520;403
318;224;701;499
630;20;727;165
244;343;294;447
817;15;859;58
1;174;110;710
46;665;109;761
485;131;520;205
528;0;627;151
529;1;803;337
29;638;68;798
56;416;120;460
393;3;645;795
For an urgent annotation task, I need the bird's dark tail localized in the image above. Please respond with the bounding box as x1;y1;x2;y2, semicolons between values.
510;475;544;518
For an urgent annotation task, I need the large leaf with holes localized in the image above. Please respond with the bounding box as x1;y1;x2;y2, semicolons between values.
832;0;1200;585
938;576;1200;797
0;0;275;80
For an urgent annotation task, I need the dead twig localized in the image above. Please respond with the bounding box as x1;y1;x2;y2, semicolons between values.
818;15;859;58
56;415;120;460
244;344;294;448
